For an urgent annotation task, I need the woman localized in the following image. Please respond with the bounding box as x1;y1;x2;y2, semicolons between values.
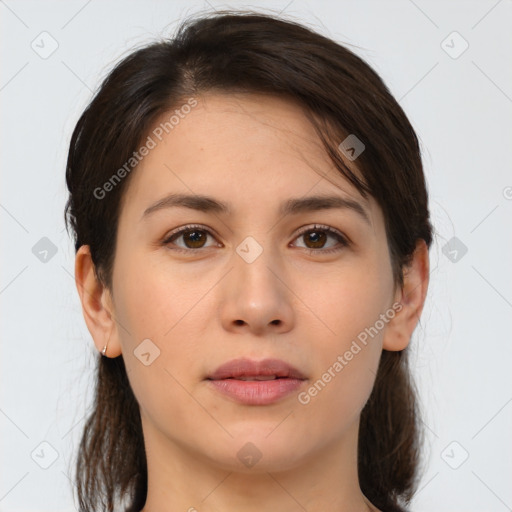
65;10;431;512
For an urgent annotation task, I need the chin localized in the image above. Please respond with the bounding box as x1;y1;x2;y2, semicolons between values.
202;427;312;474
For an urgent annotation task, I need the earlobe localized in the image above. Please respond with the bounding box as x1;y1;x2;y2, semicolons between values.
382;239;430;352
74;245;122;357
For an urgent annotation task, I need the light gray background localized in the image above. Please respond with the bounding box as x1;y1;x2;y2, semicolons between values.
1;1;511;511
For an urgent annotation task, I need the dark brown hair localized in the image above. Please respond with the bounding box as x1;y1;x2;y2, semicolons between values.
64;10;432;512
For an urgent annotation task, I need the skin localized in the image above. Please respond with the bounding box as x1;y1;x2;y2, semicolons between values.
75;92;429;512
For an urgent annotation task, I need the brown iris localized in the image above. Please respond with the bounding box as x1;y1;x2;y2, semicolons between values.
182;229;207;248
303;229;327;249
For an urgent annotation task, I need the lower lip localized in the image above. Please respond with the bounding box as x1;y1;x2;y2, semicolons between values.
207;378;305;405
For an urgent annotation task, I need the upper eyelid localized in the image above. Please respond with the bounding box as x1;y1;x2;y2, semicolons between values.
295;223;346;237
165;223;219;241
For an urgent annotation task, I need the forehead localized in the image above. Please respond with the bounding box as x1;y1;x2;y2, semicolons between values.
120;92;373;220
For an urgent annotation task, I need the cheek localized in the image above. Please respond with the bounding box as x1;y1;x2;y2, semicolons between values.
297;282;387;442
112;250;212;389
309;257;394;347
113;248;206;342
297;257;392;410
112;258;209;430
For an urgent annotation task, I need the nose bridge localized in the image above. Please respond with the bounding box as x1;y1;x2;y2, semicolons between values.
233;233;282;295
219;231;294;333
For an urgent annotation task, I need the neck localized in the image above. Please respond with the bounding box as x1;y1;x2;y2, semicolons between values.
139;416;379;512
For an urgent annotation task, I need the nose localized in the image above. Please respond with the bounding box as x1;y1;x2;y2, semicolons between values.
219;241;294;336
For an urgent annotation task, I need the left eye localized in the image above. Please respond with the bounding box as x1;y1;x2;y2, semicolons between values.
163;224;348;253
291;224;348;253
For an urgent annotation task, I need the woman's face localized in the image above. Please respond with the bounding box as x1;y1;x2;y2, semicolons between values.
108;92;399;473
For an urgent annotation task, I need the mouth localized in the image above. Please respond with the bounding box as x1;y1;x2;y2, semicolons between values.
205;358;307;405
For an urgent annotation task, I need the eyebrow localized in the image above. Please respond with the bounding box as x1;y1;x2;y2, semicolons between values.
141;193;371;225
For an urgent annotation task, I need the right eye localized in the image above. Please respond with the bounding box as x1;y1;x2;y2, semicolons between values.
162;224;221;253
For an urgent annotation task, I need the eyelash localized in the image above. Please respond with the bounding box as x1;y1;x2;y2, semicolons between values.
162;223;349;255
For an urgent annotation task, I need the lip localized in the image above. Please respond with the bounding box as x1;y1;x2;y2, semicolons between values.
207;357;306;380
206;357;307;405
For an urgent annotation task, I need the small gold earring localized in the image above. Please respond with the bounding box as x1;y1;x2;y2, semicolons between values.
101;330;111;357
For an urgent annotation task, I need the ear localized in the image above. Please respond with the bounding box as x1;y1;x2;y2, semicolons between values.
383;239;430;352
74;245;122;358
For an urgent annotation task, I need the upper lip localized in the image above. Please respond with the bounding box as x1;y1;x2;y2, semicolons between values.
206;357;306;380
